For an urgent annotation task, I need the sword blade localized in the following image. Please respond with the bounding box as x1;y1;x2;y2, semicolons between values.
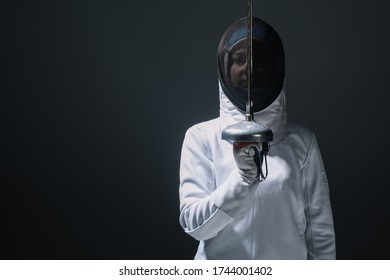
246;0;253;121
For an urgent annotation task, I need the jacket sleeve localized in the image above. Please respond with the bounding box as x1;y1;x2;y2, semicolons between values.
179;126;257;241
303;134;336;259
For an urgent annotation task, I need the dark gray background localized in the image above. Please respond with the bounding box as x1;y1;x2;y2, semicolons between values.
1;0;389;259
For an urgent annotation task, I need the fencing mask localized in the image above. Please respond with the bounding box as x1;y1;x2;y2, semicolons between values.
217;17;285;113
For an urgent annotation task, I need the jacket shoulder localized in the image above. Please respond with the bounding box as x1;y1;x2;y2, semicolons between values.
182;118;220;160
185;118;220;139
285;123;316;167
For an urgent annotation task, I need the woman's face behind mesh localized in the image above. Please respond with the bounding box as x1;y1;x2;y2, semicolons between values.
229;40;275;93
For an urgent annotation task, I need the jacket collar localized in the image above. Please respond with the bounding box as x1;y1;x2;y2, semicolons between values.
218;81;288;145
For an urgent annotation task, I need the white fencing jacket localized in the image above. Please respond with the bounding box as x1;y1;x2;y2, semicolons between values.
179;85;336;259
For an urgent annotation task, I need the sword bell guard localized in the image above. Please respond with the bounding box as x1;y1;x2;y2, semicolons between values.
222;121;273;143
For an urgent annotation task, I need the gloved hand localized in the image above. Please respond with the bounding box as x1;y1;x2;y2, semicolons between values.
233;141;262;184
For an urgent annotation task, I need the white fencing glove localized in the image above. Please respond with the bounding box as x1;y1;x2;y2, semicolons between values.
233;141;263;184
